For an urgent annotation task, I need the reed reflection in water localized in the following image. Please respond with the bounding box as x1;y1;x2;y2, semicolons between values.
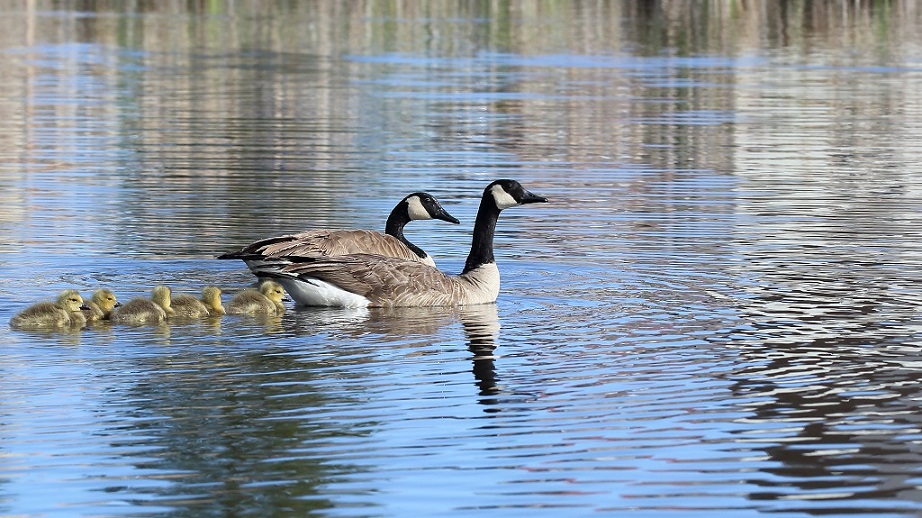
3;1;922;516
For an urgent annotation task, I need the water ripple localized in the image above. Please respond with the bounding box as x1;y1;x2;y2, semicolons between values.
3;3;922;516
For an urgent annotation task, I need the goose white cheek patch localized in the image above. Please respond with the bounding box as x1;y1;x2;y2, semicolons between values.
490;185;519;209
406;196;431;220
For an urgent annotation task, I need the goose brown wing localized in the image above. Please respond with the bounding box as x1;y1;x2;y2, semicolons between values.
227;230;426;262
281;254;460;305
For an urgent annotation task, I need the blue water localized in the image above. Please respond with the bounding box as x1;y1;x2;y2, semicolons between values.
3;2;922;516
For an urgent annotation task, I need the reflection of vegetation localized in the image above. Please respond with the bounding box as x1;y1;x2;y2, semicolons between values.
624;1;901;57
0;0;921;515
122;348;368;515
0;0;917;256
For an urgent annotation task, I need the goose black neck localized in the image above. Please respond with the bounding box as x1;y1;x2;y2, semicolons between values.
385;203;427;259
463;194;501;273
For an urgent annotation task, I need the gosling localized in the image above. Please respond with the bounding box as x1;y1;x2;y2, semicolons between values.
10;289;89;329
172;285;225;318
82;288;120;322
226;281;287;316
111;285;174;325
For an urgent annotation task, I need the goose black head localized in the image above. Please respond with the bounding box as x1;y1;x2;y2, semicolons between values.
486;179;548;209
404;192;460;224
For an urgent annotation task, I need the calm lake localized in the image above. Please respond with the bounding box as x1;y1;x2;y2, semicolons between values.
3;1;922;516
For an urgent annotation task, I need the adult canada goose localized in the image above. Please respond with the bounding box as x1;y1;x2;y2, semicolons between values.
226;280;287;316
111;285;174;325
217;192;459;269
253;179;547;307
82;288;120;322
10;289;90;329
171;286;225;318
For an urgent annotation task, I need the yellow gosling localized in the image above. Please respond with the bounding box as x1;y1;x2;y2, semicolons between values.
153;285;175;318
201;286;225;316
111;285;174;325
82;288;120;322
10;289;89;329
227;281;287;316
171;285;225;318
171;293;208;319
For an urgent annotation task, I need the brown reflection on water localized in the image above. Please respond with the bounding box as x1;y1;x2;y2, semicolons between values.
104;303;504;512
4;1;922;516
113;340;356;514
723;317;922;510
0;1;919;257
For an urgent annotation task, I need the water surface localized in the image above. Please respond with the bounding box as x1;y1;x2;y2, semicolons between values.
3;2;922;516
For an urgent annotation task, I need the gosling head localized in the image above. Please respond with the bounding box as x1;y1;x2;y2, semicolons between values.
258;280;287;304
57;289;88;313
486;179;548;210
151;285;175;316
403;192;460;224
201;285;225;315
91;288;120;314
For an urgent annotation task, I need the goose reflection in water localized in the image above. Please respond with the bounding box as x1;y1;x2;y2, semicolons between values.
285;303;502;396
458;304;501;397
365;304;501;396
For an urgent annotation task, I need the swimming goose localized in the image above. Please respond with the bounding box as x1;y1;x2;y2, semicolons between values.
171;285;225;318
82;288;120;322
252;179;547;307
111;285;174;325
217;192;459;268
10;289;90;329
226;280;287;316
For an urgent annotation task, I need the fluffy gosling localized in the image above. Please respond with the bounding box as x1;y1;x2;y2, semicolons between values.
226;281;287;316
201;285;226;316
82;288;120;322
111;285;174;325
10;289;89;329
172;285;225;318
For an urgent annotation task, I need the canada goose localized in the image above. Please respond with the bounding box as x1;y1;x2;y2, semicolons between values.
111;285;174;325
226;281;287;316
253;179;547;307
10;289;90;329
171;286;225;318
217;192;459;269
82;288;120;322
